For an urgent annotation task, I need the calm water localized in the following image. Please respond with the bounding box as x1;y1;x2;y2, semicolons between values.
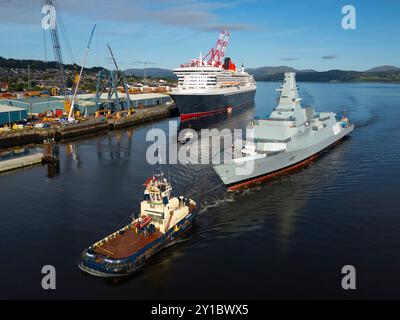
1;82;400;299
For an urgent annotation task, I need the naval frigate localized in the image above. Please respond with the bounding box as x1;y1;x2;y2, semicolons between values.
212;72;354;190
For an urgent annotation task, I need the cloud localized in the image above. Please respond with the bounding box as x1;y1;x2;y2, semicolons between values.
281;57;299;61
321;55;337;59
0;0;40;25
199;23;256;32
0;0;249;32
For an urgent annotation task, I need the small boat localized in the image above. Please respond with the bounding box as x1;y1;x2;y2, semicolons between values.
79;170;197;277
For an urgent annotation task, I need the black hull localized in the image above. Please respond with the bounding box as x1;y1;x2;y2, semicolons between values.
170;89;256;120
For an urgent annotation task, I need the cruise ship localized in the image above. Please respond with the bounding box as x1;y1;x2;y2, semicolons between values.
170;30;256;121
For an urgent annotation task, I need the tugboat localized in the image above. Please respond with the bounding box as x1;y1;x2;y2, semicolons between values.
79;170;197;277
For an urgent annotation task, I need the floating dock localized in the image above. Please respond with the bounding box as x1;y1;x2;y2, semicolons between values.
0;153;44;173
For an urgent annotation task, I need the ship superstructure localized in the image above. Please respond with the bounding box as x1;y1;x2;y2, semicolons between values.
79;171;197;277
212;72;354;189
170;30;256;121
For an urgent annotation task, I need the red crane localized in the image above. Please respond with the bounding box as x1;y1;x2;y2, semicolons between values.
204;29;231;67
181;29;231;68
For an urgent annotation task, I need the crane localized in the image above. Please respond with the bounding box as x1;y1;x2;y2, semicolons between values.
106;44;133;110
181;29;230;68
42;0;66;96
68;25;96;120
42;0;77;114
95;45;133;112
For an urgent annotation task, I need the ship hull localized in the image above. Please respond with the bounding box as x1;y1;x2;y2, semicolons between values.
213;124;354;189
171;88;256;121
79;211;197;277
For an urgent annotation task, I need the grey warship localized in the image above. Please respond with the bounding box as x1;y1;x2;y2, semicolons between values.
212;72;354;190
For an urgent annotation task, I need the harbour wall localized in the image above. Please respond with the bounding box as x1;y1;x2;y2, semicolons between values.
0;105;176;149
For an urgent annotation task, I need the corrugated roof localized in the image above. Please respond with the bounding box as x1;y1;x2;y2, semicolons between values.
78;100;96;107
69;92;170;101
8;96;64;103
0;104;26;112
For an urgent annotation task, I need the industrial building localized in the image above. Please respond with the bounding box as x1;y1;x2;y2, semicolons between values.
0;96;65;114
0;93;172;116
0;105;28;126
76;92;172;111
128;93;172;108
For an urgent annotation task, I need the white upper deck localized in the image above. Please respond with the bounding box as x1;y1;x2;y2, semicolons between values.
140;174;195;234
172;64;255;93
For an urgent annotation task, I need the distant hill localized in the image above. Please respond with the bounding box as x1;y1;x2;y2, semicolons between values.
124;68;175;79
364;65;400;73
247;66;317;78
248;65;400;82
1;57;400;83
0;56;105;73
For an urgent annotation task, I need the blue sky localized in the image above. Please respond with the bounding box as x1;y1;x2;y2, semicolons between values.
0;0;399;71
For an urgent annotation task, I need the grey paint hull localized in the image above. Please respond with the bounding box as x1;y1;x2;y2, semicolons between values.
213;124;354;187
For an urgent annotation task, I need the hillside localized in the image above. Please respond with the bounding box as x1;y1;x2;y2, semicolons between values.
124;68;175;79
1;57;400;83
248;66;400;82
365;65;400;73
247;66;317;78
0;56;105;73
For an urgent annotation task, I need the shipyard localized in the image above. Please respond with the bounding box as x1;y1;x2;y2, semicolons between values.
0;82;177;148
1;0;400;307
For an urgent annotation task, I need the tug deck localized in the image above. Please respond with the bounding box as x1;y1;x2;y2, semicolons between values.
94;227;163;259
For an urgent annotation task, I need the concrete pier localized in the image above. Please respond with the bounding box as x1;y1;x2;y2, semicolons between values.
0;153;44;173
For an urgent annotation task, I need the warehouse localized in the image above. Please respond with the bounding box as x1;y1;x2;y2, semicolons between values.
128;93;172;108
77;92;172;110
74;92;172;115
0;105;28;126
1;96;65;114
0;93;172;116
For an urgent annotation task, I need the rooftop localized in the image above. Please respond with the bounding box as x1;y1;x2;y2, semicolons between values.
6;96;64;104
0;104;26;112
65;92;171;101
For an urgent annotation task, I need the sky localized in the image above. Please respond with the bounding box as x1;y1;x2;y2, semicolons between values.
0;0;399;71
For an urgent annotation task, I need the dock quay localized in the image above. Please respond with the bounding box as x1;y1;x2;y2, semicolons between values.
59;118;109;140
0;153;44;173
0;105;176;149
108;105;174;130
0;128;56;149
